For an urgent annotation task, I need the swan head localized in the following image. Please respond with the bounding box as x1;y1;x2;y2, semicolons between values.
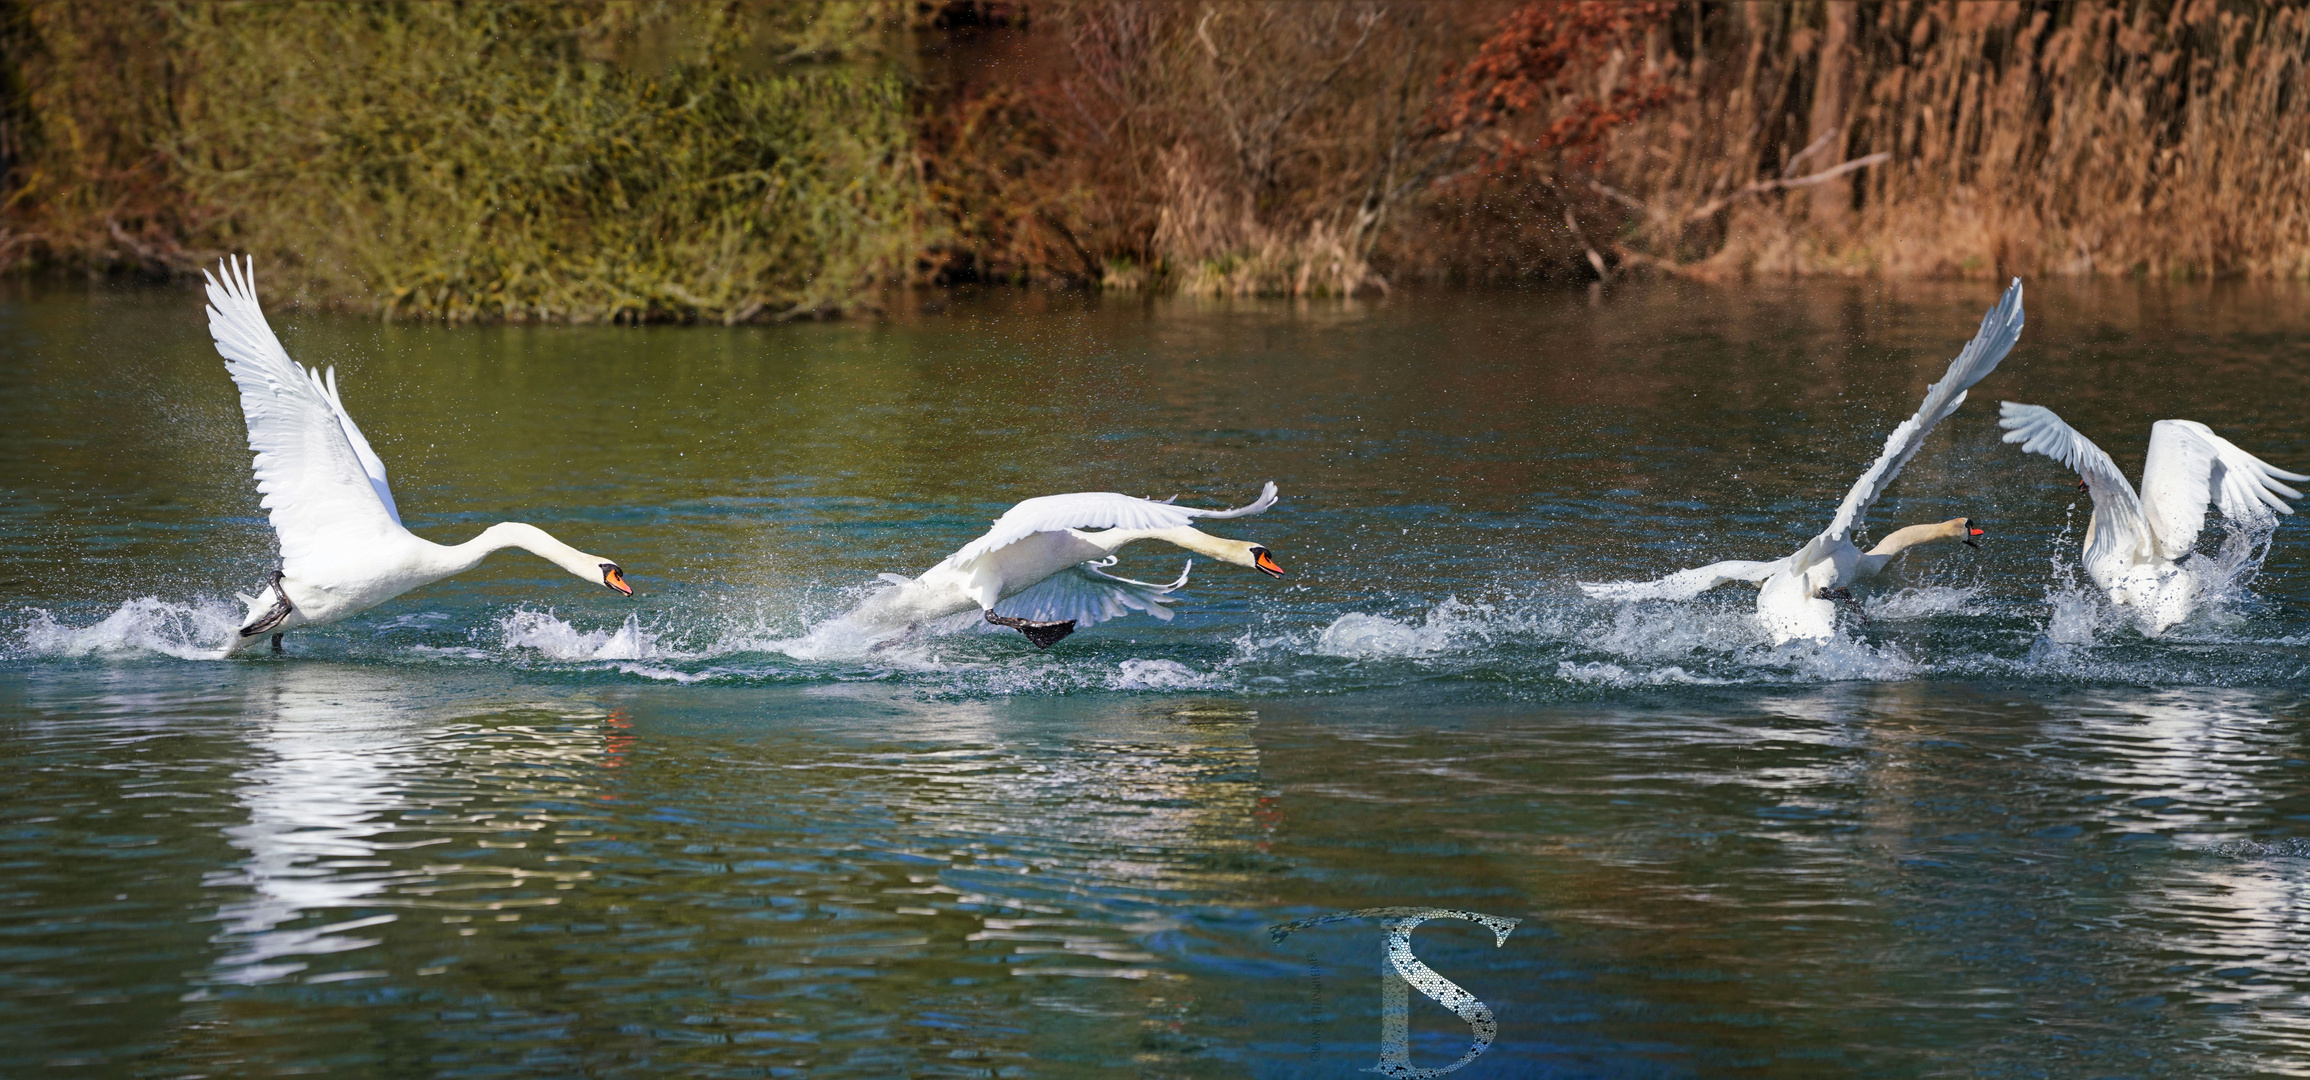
600;562;634;595
1203;536;1287;577
1141;526;1285;577
1958;518;1986;548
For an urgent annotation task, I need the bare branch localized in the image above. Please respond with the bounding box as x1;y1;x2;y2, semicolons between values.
1778;151;1887;189
1782;125;1840;179
1586;179;1647;212
1562;205;1610;282
1686;152;1889;223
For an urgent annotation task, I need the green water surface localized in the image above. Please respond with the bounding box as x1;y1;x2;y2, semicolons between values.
4;280;2309;1077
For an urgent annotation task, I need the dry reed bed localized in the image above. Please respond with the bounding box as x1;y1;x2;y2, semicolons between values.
1619;0;2310;281
932;1;2310;293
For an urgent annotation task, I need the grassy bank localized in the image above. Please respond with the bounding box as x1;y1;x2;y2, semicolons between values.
1;2;929;321
3;2;2306;318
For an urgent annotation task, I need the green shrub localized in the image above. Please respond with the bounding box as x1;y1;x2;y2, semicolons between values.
7;2;933;322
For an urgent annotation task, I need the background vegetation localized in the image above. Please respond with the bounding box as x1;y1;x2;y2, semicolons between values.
0;1;926;321
2;1;2306;318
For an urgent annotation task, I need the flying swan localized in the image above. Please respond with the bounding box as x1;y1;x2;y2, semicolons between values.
206;256;633;656
1580;279;2026;644
844;485;1287;648
1997;403;2304;635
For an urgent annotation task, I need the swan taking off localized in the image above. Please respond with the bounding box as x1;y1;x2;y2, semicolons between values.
205;256;633;656
845;484;1286;648
1998;403;2304;635
1581;279;2025;644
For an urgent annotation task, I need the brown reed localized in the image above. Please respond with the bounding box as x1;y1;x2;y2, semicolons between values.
1584;0;2310;281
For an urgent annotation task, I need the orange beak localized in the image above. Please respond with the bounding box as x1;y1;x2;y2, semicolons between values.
1254;550;1286;578
604;567;633;596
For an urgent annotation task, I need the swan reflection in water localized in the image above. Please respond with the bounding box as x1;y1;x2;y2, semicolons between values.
200;666;619;986
2064;694;2310;1038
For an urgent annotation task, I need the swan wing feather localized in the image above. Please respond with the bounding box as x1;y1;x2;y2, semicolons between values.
1997;402;2154;561
2138;419;2306;560
996;559;1191;628
1579;558;1786;602
1823;278;2026;543
931;560;1193;634
311;365;401;524
947;483;1278;565
205;256;404;574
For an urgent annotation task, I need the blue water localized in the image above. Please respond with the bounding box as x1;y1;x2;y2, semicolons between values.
4;279;2309;1076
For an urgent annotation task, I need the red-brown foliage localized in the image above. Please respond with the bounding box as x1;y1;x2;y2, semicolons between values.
1437;1;1680;174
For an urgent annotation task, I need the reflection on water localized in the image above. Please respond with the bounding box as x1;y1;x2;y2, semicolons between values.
3;281;2309;1075
200;667;613;986
4;669;2309;1076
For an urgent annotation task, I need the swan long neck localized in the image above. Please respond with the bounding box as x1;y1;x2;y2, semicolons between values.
439;522;610;581
1864;518;1968;558
1086;525;1260;566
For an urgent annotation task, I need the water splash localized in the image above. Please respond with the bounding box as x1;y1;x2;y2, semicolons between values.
1866;586;1981;621
1556;661;1731;687
1310;598;1503;659
15;598;240;660
10;554;2300;692
1109;659;1219;691
499;610;674;661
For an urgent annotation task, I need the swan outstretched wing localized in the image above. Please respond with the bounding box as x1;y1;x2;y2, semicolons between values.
310;365;400;524
1997;402;2154;561
2138;419;2306;560
205;256;404;573
1822;278;2026;544
947;482;1278;565
992;559;1193;628
1579;558;1785;602
924;560;1194;635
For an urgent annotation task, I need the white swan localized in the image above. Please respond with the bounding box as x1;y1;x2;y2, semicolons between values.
846;484;1286;648
205;256;632;656
1997;402;2304;634
1580;279;2026;644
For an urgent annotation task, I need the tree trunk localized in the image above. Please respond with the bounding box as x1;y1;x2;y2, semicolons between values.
1807;1;1854;227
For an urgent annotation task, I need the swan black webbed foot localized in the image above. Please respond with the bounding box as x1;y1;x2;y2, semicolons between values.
985;611;1077;649
239;569;294;639
1817;587;1869;627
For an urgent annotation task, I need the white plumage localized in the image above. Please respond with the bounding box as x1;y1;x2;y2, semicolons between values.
947;485;1278;565
845;485;1285;648
205;256;632;655
1582;279;2025;643
1998;402;2304;634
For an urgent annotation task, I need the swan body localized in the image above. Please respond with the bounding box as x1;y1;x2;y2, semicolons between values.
1581;279;2026;644
205;256;632;656
1998;403;2304;634
848;485;1286;648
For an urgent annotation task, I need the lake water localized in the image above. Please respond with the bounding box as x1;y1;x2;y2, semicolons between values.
3;279;2308;1077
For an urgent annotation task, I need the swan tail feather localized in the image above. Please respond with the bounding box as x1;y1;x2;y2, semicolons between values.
1580;558;1785;602
1190;481;1278;520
